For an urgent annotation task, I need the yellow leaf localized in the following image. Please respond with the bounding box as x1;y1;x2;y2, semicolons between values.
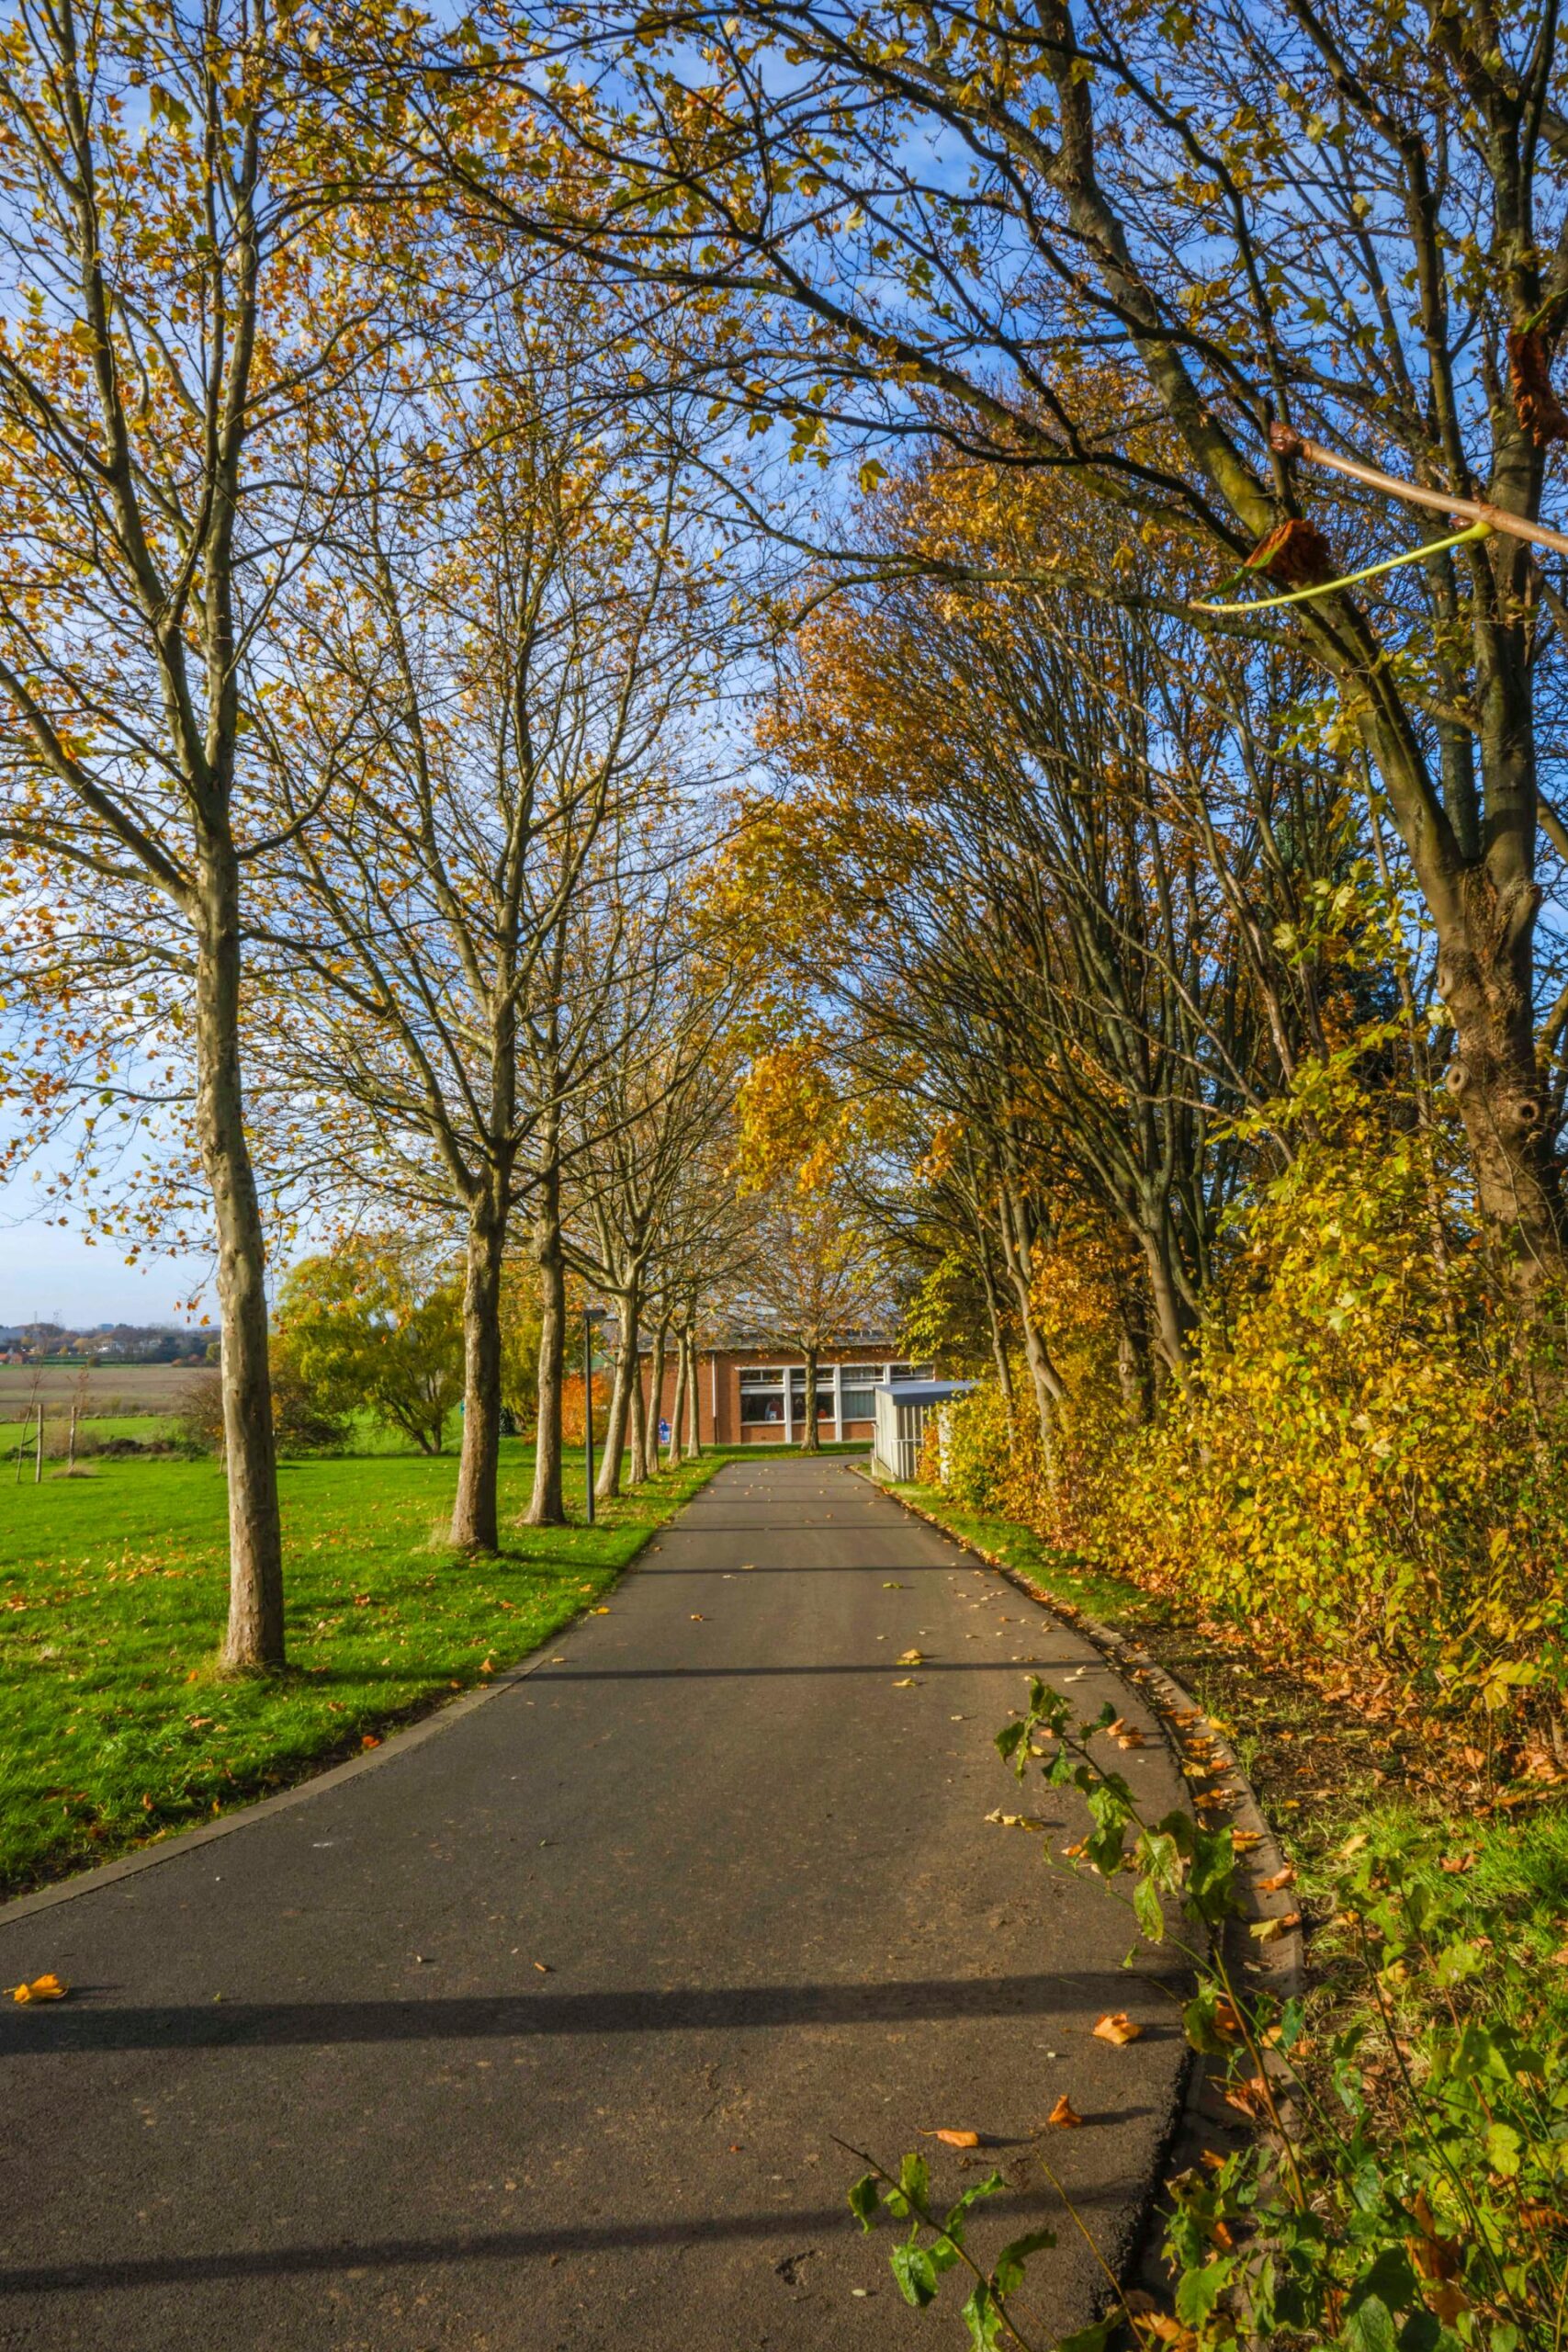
1046;2094;1083;2128
897;1648;926;1664
892;1676;917;1688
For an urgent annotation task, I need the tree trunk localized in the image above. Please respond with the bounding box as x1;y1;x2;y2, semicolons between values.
976;1243;1014;1411
684;1329;703;1455
628;1332;650;1483
667;1332;687;1467
450;1177;507;1550
646;1318;669;1474
1436;878;1563;1292
800;1346;821;1453
594;1290;638;1501
525;1156;567;1528
197;837;285;1674
1139;1225;1195;1386
996;1175;1066;1497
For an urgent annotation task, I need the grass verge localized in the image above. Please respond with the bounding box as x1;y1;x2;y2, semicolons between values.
0;1441;730;1900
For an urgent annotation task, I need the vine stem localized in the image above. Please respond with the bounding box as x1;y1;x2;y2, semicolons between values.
830;2137;1042;2352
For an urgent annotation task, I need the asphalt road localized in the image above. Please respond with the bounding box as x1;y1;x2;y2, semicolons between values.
0;1456;1192;2352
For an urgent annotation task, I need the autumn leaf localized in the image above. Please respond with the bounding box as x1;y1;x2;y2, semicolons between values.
1250;1912;1301;1944
892;1676;918;1688
10;1973;68;2003
1046;2094;1083;2128
1093;2012;1143;2045
897;1648;926;1664
919;2127;980;2148
1257;1865;1296;1894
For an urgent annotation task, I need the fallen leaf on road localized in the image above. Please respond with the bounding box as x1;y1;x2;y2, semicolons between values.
1093;2012;1143;2045
1251;1912;1301;1944
897;1649;926;1665
1046;2095;1083;2128
892;1677;918;1688
882;1581;906;1589
1116;1731;1147;1750
591;1607;611;1615
1231;1828;1262;1852
534;1961;551;1974
10;1973;68;2004
690;1613;705;1622
1258;1865;1296;1894
919;2128;980;2148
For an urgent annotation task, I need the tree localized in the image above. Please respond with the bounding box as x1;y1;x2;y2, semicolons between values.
273;1247;462;1457
0;0;393;1665
413;0;1568;1290
745;1182;893;1453
258;307;720;1546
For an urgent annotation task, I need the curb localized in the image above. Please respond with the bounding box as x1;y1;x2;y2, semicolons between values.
858;1472;1305;2285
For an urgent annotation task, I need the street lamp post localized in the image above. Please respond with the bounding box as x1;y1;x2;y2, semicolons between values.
583;1304;596;1524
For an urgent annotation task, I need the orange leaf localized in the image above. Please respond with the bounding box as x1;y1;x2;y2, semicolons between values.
1046;2094;1083;2128
1257;1865;1295;1894
1093;2011;1143;2045
11;1973;68;2003
361;1734;380;1750
919;2127;980;2148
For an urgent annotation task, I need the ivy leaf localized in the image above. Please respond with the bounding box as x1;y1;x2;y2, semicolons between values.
848;2174;879;2230
890;2240;939;2307
992;2227;1055;2295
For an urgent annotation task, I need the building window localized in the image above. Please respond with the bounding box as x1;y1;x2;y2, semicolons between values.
840;1364;881;1419
789;1367;836;1420
739;1369;785;1424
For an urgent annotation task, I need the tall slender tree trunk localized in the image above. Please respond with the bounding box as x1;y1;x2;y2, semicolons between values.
629;1336;650;1483
683;1329;703;1455
976;1243;1014;1414
594;1288;639;1501
667;1332;687;1466
197;836;284;1673
996;1175;1066;1499
451;1174;507;1550
799;1346;821;1454
1139;1224;1195;1387
525;1151;567;1528
646;1317;669;1474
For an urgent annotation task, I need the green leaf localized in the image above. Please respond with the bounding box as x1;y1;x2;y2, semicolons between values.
1055;2324;1114;2352
891;2240;939;2308
995;1721;1027;1766
992;2227;1055;2295
1344;2295;1400;2352
898;2152;931;2207
848;2174;879;2231
1175;2257;1235;2325
961;2278;1006;2350
1134;1871;1167;1944
1485;2120;1523;2177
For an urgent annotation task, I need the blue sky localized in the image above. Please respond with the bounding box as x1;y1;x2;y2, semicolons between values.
0;1214;214;1329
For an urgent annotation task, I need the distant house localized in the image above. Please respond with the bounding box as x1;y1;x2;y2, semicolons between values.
649;1335;932;1447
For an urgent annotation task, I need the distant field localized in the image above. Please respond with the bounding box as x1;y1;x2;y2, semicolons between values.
0;1362;203;1415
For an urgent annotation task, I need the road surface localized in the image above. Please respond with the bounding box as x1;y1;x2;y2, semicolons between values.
0;1455;1191;2351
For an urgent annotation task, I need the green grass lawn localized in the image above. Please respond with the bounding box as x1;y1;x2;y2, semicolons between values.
0;1441;730;1899
880;1476;1168;1626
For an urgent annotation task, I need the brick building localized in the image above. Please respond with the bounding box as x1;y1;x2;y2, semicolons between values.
650;1337;930;1448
